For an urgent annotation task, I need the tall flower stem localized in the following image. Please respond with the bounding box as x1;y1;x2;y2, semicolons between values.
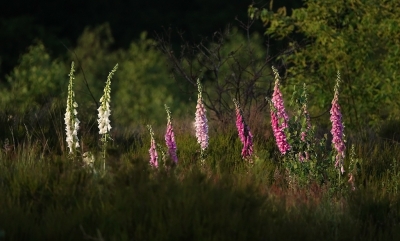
165;104;178;164
330;71;346;175
270;66;290;154
64;61;80;158
98;64;118;173
147;125;158;168
233;98;253;160
195;79;209;163
299;83;311;161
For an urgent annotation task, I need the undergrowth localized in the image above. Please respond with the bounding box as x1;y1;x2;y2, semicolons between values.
0;117;399;240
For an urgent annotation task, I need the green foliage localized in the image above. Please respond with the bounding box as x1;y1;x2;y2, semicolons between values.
69;23;119;116
71;23;189;128
250;0;400;128
1;23;191;133
269;83;337;189
1;41;66;114
114;32;189;128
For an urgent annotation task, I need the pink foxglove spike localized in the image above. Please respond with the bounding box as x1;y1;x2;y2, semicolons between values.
233;98;253;159
330;71;346;174
195;79;209;150
147;125;158;168
270;66;291;154
165;104;178;164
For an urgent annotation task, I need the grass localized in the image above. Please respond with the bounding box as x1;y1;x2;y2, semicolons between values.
0;110;400;241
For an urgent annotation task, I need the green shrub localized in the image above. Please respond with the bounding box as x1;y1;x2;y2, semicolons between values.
1;41;66;114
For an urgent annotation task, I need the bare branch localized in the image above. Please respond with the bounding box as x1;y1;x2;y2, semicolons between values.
155;21;294;124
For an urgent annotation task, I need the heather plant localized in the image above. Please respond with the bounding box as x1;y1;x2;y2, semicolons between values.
233;98;253;161
64;62;80;157
98;64;118;172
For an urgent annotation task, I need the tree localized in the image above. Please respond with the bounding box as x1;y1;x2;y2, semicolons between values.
156;25;285;125
249;0;400;128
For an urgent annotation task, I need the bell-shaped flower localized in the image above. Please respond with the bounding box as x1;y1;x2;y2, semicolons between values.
270;103;291;154
330;71;346;174
270;66;290;154
64;62;80;154
233;98;253;159
165;105;178;164
98;64;118;136
147;125;158;167
195;79;209;150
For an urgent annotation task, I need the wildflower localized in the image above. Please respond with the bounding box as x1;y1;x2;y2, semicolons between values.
330;71;346;174
233;98;253;159
270;102;291;154
98;63;118;171
98;64;118;135
195;79;209;150
147;125;158;167
64;62;80;155
271;66;289;129
98;101;111;135
165;104;178;164
270;66;290;154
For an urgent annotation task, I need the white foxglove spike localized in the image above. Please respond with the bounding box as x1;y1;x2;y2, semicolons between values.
65;62;80;154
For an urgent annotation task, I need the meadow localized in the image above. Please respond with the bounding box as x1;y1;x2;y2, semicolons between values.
0;62;400;241
1;1;400;238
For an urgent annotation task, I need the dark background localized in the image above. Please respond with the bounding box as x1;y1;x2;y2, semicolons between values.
0;0;302;77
